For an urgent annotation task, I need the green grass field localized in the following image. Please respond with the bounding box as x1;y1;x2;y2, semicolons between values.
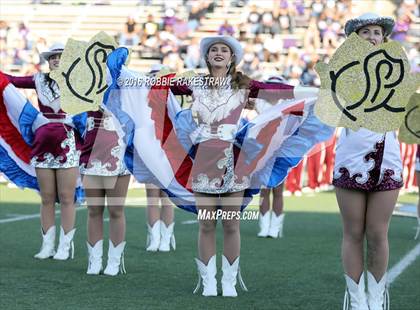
0;184;419;310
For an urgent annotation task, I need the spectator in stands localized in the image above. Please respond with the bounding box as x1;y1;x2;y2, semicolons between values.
18;22;32;50
240;43;260;75
218;19;235;36
263;33;280;62
260;11;274;34
310;0;325;18
143;14;159;39
163;8;178;28
0;20;9;44
278;0;294;33
300;61;318;86
252;34;264;61
187;3;203;31
391;12;412;42
245;5;261;35
185;37;202;69
119;16;139;47
303;18;322;52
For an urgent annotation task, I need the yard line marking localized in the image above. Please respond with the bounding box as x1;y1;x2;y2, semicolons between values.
388;243;420;285
0;213;40;223
0;206;85;224
181;220;198;225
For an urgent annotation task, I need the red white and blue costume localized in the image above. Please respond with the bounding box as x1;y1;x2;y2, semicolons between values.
79;109;129;177
4;72;81;169
104;48;334;213
0;71;83;200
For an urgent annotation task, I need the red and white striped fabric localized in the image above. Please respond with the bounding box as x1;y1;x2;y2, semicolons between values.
105;48;334;213
0;71;47;191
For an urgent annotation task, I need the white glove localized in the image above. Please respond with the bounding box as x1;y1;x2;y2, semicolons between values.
293;85;319;100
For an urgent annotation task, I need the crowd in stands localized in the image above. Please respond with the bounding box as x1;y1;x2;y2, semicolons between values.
1;1;419;79
0;0;419;191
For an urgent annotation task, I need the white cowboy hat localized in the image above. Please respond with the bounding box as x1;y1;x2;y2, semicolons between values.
40;43;65;60
344;13;395;37
264;75;287;83
200;35;244;66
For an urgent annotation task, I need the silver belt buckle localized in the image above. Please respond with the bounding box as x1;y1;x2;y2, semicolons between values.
87;117;95;131
103;116;115;131
217;124;236;141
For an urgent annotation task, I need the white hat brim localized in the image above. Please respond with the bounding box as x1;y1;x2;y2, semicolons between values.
200;36;243;66
40;49;63;61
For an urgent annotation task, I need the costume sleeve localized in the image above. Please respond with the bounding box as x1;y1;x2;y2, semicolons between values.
4;74;36;89
170;83;193;96
248;80;294;102
249;80;319;103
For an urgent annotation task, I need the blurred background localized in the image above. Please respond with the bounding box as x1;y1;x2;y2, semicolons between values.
0;0;418;82
0;0;419;194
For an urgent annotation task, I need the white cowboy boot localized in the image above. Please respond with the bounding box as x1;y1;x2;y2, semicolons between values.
158;222;176;252
104;240;126;276
268;213;285;238
367;271;389;310
221;255;248;297
86;240;103;275
53;227;76;260
193;255;217;296
257;211;271;237
414;217;420;240
343;274;369;310
34;226;56;259
146;220;161;252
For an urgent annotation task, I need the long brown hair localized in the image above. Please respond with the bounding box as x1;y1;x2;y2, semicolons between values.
45;73;59;98
205;46;251;90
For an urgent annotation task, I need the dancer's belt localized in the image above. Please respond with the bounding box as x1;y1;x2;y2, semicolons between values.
190;124;237;143
48;116;75;127
87;116;116;131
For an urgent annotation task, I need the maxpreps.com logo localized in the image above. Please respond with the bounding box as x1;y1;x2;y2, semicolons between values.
197;209;259;221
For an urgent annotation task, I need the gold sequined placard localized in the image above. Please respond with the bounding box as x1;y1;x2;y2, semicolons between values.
399;93;420;144
315;33;420;133
50;32;121;114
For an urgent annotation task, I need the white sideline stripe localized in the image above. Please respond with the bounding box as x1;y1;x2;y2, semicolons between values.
181;220;198;225
0;213;40;223
387;243;420;285
0;206;85;224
